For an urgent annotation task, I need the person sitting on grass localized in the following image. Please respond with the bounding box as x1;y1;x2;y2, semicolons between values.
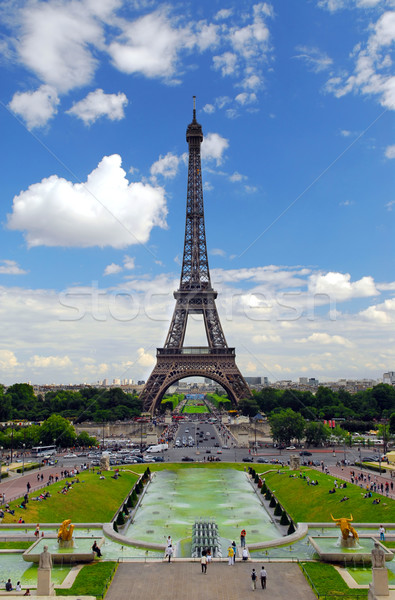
340;496;349;502
373;498;381;505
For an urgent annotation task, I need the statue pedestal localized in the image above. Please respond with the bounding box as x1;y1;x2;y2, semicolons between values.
371;568;389;596
59;539;74;549
37;568;55;596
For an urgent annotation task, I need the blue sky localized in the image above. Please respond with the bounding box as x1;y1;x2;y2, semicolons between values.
0;0;394;386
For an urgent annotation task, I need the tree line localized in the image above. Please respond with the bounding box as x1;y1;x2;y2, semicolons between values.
0;384;142;423
238;383;395;422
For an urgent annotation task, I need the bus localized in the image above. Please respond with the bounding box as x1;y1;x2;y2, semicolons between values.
31;445;56;458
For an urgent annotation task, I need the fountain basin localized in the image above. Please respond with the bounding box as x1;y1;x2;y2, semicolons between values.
22;536;102;564
308;536;394;564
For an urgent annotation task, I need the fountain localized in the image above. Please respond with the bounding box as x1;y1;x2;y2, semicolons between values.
57;518;75;548
331;514;359;548
23;520;100;564
308;516;394;564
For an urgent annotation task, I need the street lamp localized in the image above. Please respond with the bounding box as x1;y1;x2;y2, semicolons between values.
39;441;42;469
0;446;3;484
22;443;25;475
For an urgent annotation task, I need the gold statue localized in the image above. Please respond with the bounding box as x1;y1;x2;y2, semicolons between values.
57;519;74;542
331;514;359;541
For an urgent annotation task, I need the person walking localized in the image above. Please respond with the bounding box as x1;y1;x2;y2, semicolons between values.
201;553;207;574
227;545;234;565
251;568;257;590
231;540;237;564
166;544;173;563
260;565;267;589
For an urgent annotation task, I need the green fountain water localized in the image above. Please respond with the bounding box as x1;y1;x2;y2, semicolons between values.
125;468;280;556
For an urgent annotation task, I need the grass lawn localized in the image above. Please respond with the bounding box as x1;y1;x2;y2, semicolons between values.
0;541;32;549
56;561;117;598
262;468;395;523
182;405;209;413
1;470;139;524
301;562;368;597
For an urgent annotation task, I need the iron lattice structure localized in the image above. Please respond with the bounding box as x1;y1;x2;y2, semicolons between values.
140;99;251;413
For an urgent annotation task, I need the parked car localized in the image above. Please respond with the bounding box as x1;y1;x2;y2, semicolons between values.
257;458;268;463
64;453;77;458
242;457;253;462
299;451;312;456
286;446;296;450
181;456;194;462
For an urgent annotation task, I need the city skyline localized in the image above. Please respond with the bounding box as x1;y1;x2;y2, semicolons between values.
0;1;394;385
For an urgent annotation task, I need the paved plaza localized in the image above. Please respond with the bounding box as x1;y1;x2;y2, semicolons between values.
105;561;316;600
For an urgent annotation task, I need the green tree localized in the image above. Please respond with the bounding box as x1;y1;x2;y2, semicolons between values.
238;397;259;417
304;422;330;447
377;423;392;454
76;431;97;447
269;408;305;446
40;415;76;447
389;413;395;435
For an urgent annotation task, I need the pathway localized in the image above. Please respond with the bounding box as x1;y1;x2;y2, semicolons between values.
105;562;316;600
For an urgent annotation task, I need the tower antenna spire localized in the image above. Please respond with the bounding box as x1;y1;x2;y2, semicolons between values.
193;95;196;120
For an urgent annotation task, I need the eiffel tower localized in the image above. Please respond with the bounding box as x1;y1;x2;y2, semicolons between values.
140;98;251;413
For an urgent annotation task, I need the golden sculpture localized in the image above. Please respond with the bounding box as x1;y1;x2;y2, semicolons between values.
57;519;74;542
331;514;359;541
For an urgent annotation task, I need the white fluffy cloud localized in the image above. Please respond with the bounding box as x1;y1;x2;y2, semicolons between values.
67;89;128;124
325;11;395;110
108;9;193;80
103;255;135;276
150;152;185;179
0;350;19;370
136;347;155;367
28;355;72;368
7;155;167;249
103;263;123;276
359;297;395;323
16;0;104;93
308;272;378;301
235;92;257;105
0;266;393;383
0;260;27;275
296;332;353;347
385;145;395;158
201;133;229;165
8;85;59;129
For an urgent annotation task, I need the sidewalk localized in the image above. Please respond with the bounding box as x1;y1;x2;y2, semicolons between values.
105;561;316;600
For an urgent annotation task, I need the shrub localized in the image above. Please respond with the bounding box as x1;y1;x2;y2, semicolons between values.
261;482;267;494
265;489;272;501
116;512;125;526
123;504;129;515
280;510;290;526
287;521;295;535
355;462;386;474
113;522;118;532
254;474;259;484
274;502;282;516
269;496;277;508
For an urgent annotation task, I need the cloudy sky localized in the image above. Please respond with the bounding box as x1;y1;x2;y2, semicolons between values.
0;0;394;386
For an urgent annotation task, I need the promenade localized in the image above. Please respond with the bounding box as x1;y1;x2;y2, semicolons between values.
105;561;316;600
